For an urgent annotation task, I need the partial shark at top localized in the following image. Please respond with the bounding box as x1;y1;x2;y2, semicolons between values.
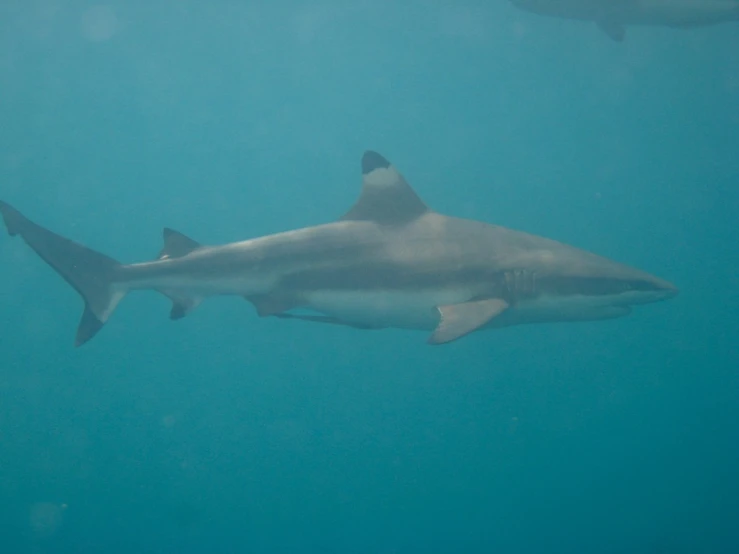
510;0;739;41
0;151;677;347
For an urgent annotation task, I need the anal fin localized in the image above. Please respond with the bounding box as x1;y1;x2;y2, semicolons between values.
170;297;203;320
429;298;508;345
160;292;203;320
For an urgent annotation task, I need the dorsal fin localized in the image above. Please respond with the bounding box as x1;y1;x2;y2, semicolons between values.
158;228;200;260
340;151;429;225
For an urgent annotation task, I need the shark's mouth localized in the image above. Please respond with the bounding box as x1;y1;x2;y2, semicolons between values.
540;276;674;299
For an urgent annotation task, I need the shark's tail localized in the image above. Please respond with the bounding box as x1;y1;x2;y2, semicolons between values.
0;201;126;346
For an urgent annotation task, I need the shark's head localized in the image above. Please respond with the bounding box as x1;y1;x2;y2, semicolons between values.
502;267;679;327
513;250;680;324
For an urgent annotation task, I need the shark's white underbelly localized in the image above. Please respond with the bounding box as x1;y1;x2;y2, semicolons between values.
306;290;632;332
305;289;478;330
130;272;634;332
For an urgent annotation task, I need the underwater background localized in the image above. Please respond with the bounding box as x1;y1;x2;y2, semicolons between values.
1;2;738;553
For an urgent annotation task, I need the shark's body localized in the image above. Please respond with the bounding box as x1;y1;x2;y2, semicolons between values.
0;151;677;346
510;0;739;41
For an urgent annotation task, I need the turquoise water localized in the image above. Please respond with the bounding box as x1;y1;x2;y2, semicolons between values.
1;2;738;553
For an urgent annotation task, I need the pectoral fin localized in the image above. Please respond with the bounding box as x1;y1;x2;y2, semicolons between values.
429;298;509;345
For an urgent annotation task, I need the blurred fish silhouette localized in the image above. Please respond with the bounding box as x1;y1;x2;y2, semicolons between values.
510;0;739;41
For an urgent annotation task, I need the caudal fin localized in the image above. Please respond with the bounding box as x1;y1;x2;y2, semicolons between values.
0;201;125;346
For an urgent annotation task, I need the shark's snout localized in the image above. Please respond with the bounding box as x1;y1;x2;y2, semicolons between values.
664;282;679;297
653;276;680;299
624;276;679;305
653;286;679;303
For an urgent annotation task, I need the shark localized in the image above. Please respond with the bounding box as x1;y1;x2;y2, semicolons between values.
509;0;739;41
0;151;678;347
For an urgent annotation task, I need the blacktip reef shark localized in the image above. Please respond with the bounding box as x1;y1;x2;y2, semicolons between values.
509;0;739;41
0;151;677;347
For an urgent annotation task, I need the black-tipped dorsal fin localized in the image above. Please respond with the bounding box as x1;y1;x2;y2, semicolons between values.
158;228;200;260
340;151;429;225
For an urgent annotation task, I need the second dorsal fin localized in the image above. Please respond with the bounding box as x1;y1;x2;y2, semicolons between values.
158;228;201;260
340;151;429;225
